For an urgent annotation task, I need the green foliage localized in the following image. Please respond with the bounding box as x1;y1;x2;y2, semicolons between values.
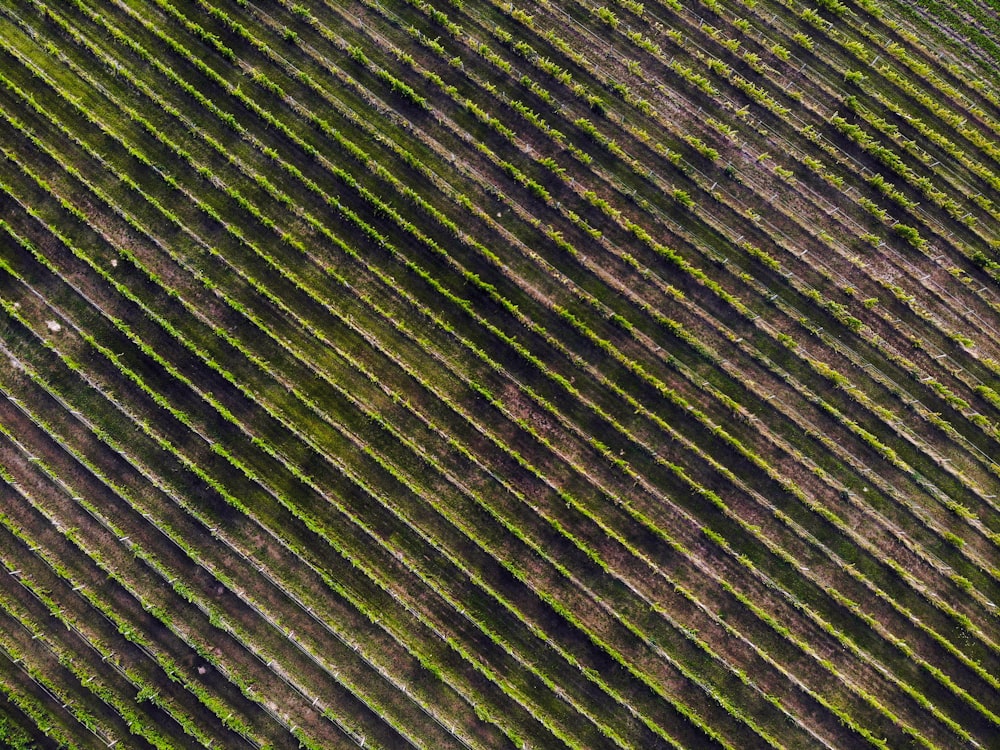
0;711;36;749
671;188;695;208
770;43;791;61
616;0;645;15
773;165;795;183
593;6;620;27
816;0;848;14
683;134;719;161
892;223;928;249
792;31;814;49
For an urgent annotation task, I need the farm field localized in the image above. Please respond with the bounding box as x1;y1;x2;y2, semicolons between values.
0;0;997;746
